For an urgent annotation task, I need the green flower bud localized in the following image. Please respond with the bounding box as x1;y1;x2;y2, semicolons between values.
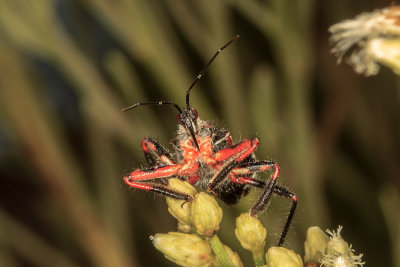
266;247;303;267
190;192;222;237
235;213;266;256
166;178;197;228
304;226;329;263
222;244;244;267
151;232;215;267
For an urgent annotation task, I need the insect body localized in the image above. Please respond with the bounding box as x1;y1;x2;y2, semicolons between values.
123;35;297;246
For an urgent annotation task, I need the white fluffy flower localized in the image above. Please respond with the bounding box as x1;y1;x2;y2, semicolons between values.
330;6;400;75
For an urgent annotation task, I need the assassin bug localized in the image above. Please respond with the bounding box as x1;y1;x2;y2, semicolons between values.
123;35;297;246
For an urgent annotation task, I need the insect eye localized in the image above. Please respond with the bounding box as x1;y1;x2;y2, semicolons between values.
191;109;198;121
176;113;185;125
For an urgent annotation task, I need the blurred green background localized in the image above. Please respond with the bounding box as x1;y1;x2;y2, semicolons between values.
0;0;399;266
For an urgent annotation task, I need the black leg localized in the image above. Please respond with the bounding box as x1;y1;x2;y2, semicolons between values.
236;177;297;247
124;176;193;201
272;186;298;247
207;158;238;191
226;160;297;247
207;140;261;191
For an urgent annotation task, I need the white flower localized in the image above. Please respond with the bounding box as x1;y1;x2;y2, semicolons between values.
329;6;400;75
320;226;364;267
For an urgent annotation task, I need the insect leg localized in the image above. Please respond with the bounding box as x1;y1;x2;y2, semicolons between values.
230;160;297;247
124;180;191;200
123;165;192;200
214;139;259;162
271;185;297;247
207;139;260;191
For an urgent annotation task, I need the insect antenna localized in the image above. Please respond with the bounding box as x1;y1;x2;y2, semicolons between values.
185;34;240;110
121;101;182;114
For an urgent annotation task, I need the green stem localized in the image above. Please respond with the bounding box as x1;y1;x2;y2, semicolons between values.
208;235;234;267
252;251;266;266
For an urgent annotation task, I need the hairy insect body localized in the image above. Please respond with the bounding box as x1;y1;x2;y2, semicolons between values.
172;118;252;205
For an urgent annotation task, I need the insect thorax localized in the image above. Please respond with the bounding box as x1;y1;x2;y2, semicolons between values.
173;117;231;161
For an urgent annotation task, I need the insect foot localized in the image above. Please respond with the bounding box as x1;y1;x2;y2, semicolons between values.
166;178;198;233
166;178;223;238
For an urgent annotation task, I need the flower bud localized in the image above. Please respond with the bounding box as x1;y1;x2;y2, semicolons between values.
190;192;222;237
304;226;329;263
151;232;215;267
321;226;365;267
222;245;243;267
234;213;266;255
266;247;303;267
325;226;350;255
166;178;197;229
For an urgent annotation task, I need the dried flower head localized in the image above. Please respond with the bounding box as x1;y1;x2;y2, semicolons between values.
329;6;400;75
321;254;365;267
325;226;350;255
320;226;365;267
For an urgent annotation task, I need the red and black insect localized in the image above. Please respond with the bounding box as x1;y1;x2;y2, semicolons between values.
123;35;297;246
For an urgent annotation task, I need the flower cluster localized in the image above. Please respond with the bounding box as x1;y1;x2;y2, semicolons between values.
149;178;365;267
329;6;400;76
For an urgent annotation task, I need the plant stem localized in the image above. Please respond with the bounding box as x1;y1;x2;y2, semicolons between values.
208;235;234;267
252;252;266;266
